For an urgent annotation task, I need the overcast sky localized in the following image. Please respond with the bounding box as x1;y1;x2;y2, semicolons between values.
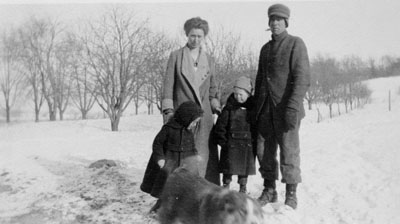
0;0;399;61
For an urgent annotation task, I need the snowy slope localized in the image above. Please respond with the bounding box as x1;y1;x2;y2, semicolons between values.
0;76;400;224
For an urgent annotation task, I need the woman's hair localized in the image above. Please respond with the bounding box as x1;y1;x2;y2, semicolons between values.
183;17;209;36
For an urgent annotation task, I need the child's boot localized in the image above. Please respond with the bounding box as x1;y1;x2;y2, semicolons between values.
222;175;232;189
239;184;247;194
149;199;161;213
222;183;230;189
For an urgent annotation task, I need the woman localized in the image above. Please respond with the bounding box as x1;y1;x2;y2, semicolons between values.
161;17;221;185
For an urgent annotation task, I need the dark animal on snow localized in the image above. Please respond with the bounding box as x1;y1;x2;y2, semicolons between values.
158;167;264;224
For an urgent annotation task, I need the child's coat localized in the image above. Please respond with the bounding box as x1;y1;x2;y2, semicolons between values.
214;94;256;176
140;119;198;198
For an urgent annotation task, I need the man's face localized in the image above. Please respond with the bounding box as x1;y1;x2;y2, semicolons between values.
269;15;286;35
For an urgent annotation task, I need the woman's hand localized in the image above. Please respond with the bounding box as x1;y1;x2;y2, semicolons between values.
157;159;165;168
210;98;221;115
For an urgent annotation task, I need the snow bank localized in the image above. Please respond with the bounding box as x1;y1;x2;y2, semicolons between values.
1;76;400;223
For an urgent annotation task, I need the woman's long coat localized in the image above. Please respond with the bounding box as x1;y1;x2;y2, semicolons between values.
161;45;220;185
140;119;199;198
214;94;256;176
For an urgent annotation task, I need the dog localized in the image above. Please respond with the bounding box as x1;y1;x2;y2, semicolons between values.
158;167;264;224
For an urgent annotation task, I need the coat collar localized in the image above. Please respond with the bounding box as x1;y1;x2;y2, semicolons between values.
271;30;288;42
224;93;254;110
181;45;209;105
165;119;185;129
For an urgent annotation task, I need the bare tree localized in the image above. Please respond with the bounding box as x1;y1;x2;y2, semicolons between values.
205;27;244;104
364;56;400;79
19;17;64;121
239;49;258;86
69;35;96;119
310;54;372;119
18;21;46;122
313;54;341;118
53;35;74;120
132;70;146;115
72;65;96;119
306;60;321;110
0;29;24;122
142;32;177;113
21;53;44;122
340;55;366;112
37;19;59;121
381;55;400;77
82;8;150;131
353;82;372;107
367;58;380;79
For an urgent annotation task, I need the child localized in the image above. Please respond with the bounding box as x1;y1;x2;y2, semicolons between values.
140;101;203;213
214;76;256;194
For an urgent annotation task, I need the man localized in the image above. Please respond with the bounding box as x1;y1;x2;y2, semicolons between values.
254;3;310;209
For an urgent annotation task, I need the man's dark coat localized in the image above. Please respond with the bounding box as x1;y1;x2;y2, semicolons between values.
254;30;310;120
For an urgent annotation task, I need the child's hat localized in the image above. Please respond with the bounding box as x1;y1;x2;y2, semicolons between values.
174;101;204;127
234;76;252;93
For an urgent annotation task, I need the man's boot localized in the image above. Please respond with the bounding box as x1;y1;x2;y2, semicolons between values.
257;180;277;206
285;184;298;209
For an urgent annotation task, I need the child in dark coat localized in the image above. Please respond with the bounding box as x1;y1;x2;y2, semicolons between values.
140;101;203;213
214;76;256;194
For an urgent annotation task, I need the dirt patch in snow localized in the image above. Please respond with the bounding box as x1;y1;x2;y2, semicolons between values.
0;158;159;224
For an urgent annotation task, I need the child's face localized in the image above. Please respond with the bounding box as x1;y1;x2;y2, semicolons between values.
234;87;250;104
187;117;201;130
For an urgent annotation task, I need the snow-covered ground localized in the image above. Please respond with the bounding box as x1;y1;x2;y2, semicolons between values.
1;76;400;224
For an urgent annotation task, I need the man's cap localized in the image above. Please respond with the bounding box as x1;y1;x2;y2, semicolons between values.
268;3;290;19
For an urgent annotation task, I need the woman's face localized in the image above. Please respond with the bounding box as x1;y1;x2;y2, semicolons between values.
187;28;205;49
269;15;286;35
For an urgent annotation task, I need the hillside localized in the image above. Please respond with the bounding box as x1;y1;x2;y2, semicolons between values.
0;76;400;224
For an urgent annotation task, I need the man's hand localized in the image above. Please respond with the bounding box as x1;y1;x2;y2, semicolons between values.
285;107;298;130
211;98;221;115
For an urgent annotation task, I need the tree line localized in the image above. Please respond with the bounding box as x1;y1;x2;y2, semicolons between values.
1;8;399;130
